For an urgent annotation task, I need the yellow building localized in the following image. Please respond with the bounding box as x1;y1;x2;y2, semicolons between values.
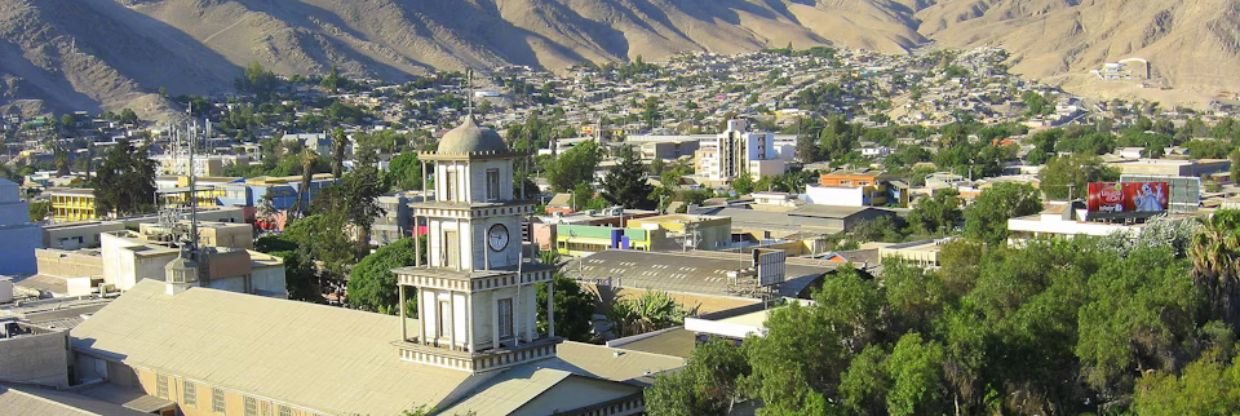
626;214;732;251
47;188;98;223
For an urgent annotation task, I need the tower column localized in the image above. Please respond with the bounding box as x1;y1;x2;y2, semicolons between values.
449;289;457;350
465;292;473;353
419;289;428;345
399;285;407;341
547;274;555;338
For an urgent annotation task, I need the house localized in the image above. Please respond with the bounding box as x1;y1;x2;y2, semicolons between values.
0;179;39;275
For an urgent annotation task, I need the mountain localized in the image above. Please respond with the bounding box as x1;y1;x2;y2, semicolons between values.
0;0;1236;116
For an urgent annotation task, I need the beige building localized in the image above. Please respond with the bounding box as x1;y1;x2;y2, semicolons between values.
13;249;105;298
66;118;684;416
100;229;284;297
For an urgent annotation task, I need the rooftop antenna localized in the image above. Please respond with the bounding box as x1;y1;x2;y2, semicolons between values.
188;119;199;253
465;69;474;117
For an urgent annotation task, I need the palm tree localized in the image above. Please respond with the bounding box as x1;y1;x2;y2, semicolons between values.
330;128;349;179
607;291;691;337
1189;210;1240;325
293;148;318;218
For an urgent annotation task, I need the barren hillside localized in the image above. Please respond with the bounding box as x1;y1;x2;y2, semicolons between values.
0;0;1236;115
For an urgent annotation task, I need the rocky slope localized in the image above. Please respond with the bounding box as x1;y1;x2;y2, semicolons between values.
0;0;1235;115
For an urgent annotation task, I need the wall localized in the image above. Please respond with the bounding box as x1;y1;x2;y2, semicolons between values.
804;186;865;207
0;329;69;387
0;223;39;275
87;359;320;416
35;250;104;279
250;265;288;298
43;221;127;249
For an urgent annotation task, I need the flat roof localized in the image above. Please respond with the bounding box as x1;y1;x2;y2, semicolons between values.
572;250;833;298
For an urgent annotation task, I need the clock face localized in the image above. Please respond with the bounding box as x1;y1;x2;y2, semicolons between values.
487;223;510;251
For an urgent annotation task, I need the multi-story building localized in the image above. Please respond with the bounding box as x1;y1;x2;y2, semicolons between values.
695;120;792;183
47;188;98;224
0;179;39;275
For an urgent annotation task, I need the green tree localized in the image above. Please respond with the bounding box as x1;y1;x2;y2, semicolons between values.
908;189;962;235
235;62;280;101
536;274;596;342
348;238;419;314
331;128;349;179
840;345;891;415
27;200;49;222
600;145;654;209
1023;91;1052;116
1134;353;1240;414
1231;149;1240;185
387;153;425;191
963;182;1042;244
646;339;751;416
885;333;946;416
1076;246;1198;396
93;139;156;217
1038;154;1120;200
607;291;688;337
333;146;387;256
731;173;755;195
544;141;600;192
1189;210;1240;326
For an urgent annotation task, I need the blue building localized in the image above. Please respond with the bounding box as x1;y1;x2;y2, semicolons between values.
0;179;39;275
219;174;338;211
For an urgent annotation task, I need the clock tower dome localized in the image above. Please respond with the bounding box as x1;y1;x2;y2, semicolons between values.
392;116;559;374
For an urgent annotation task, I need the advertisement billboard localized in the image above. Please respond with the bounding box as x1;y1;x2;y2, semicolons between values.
1086;182;1169;218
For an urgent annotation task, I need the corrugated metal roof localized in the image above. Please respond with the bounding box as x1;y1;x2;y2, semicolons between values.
0;384;150;416
70;280;476;415
69;280;684;415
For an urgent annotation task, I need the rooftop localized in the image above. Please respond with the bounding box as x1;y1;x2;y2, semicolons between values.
571;250;834;298
70;280;681;415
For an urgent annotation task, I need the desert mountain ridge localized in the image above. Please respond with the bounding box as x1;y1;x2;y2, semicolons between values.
1;0;1237;116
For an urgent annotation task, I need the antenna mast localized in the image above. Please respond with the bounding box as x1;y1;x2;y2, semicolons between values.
465;69;474;117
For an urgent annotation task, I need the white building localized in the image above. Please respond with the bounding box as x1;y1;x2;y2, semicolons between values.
1006;203;1142;242
0;179;39;276
99;230;286;297
696;120;792;182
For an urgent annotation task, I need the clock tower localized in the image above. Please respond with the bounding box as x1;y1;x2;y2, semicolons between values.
392;116;559;374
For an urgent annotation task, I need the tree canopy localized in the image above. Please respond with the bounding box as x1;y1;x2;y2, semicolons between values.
600;145;654;209
647;217;1240;415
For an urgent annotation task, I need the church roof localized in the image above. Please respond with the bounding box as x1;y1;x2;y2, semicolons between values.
70;280;682;415
435;116;509;156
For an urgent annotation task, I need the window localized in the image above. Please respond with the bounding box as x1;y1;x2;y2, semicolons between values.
156;374;169;399
183;381;197;408
245;396;258;416
444;171;458;202
212;388;225;413
486;168;500;201
279;406;292;416
498;298;514;339
436;300;450;339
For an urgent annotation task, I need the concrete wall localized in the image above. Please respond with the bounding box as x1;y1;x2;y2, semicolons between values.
43;221;126;250
35;249;104;279
0;329;69;387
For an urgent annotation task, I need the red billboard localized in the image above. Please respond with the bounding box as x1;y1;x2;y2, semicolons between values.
1086;182;1169;216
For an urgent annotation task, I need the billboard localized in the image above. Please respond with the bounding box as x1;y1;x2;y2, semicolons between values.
1121;174;1200;213
753;249;787;287
1086;182;1169;218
